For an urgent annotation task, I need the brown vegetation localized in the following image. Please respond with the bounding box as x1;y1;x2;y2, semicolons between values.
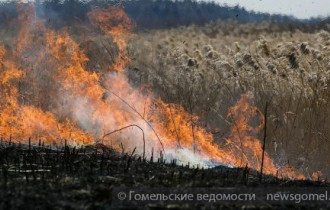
128;21;330;178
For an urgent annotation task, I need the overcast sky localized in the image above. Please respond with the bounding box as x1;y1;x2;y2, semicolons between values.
208;0;330;19
0;0;329;19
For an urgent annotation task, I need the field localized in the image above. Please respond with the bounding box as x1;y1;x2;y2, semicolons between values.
0;2;329;209
129;21;330;178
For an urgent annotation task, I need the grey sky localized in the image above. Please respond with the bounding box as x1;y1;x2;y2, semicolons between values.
208;0;330;19
1;0;329;19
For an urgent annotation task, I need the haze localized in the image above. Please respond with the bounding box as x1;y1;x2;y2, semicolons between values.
0;0;329;19
210;0;330;19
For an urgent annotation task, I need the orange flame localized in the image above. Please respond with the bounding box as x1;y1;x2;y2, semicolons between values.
312;171;323;181
0;43;92;144
88;5;134;72
225;93;276;174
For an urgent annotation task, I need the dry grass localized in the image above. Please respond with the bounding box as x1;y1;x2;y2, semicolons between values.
128;21;330;178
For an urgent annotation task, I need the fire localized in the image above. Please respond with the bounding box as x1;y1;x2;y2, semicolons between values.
0;3;310;179
225;94;276;174
312;171;323;181
0;44;92;144
88;5;134;72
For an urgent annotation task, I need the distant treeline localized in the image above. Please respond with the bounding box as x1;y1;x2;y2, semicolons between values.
0;0;329;30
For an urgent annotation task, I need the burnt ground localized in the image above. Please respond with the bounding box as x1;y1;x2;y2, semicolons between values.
0;141;328;210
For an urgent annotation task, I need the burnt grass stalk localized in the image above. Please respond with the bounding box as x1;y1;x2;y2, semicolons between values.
0;139;327;209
